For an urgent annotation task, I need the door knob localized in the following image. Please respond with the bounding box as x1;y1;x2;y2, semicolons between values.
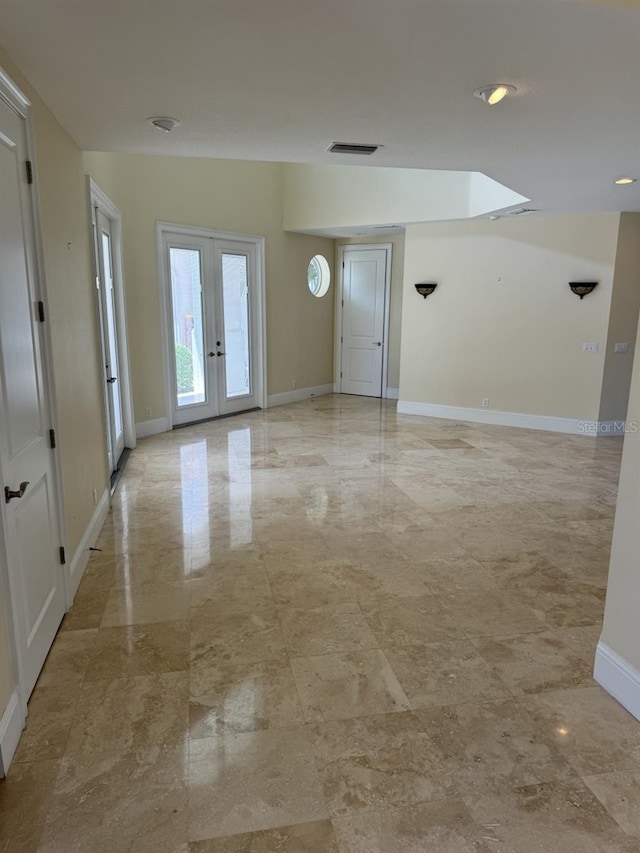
208;352;215;358
106;377;117;384
216;351;226;357
372;341;382;347
5;481;29;503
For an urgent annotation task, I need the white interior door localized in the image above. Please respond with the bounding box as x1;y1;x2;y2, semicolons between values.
0;97;66;699
94;209;125;472
163;230;260;425
340;248;388;397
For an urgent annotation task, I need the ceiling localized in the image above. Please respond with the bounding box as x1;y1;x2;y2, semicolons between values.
1;0;640;215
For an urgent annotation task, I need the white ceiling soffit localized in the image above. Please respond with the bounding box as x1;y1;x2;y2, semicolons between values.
1;0;640;214
282;164;528;234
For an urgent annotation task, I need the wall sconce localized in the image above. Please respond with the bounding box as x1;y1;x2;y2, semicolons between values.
569;281;598;300
415;282;438;299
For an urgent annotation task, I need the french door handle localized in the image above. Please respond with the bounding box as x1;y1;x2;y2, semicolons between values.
216;351;226;357
106;377;117;384
5;481;29;503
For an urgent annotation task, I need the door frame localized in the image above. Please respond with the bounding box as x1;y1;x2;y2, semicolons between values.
156;221;267;428
0;67;67;769
335;243;393;398
87;179;136;463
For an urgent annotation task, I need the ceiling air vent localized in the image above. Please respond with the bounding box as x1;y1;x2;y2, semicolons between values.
328;142;380;155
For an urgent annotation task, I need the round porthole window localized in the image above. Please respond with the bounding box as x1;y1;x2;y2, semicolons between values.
307;254;331;297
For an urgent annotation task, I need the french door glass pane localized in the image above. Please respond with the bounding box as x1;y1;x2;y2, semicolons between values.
169;247;206;407
221;253;250;398
101;232;123;438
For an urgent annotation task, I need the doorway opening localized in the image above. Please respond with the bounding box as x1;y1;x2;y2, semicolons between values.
336;244;392;398
157;223;266;427
88;180;136;489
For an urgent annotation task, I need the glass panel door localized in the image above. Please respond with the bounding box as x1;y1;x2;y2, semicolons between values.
221;253;251;399
170;247;206;408
162;229;261;426
214;241;259;417
96;210;125;471
166;237;218;425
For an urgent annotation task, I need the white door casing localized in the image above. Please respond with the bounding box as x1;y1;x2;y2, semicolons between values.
0;92;66;701
338;246;391;398
158;223;266;427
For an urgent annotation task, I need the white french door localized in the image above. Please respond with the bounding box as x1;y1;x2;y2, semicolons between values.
0;93;66;701
339;246;390;397
93;209;125;473
161;228;261;425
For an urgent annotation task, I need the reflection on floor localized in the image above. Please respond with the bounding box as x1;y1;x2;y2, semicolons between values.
2;395;638;852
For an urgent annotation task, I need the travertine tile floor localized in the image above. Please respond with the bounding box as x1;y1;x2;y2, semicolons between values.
2;395;639;851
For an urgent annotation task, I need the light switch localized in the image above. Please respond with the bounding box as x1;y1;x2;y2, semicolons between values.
582;342;599;353
614;342;629;353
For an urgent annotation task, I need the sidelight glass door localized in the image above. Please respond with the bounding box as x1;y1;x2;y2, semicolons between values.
163;231;259;426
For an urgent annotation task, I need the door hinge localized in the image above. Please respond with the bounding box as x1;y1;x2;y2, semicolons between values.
37;301;46;322
340;371;343;378
340;336;343;343
49;429;56;449
341;299;344;307
59;546;66;565
25;160;34;184
342;261;345;268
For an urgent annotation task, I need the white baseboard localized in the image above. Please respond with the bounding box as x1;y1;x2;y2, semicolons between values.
66;488;110;602
396;401;622;436
0;690;25;777
267;384;334;408
385;387;399;400
136;417;170;438
594;642;640;722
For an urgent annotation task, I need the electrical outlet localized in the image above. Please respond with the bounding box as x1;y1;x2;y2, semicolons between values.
145;407;152;417
582;342;599;353
615;342;629;353
292;379;297;389
482;398;489;408
93;487;98;506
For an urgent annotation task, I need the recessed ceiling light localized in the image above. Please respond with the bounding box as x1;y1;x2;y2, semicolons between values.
473;84;517;106
146;116;181;133
614;177;636;185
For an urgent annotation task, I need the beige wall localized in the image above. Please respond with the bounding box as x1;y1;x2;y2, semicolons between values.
599;213;640;423
84;152;335;421
282;232;335;392
336;233;405;391
0;48;108;720
399;214;620;420
600;307;640;672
